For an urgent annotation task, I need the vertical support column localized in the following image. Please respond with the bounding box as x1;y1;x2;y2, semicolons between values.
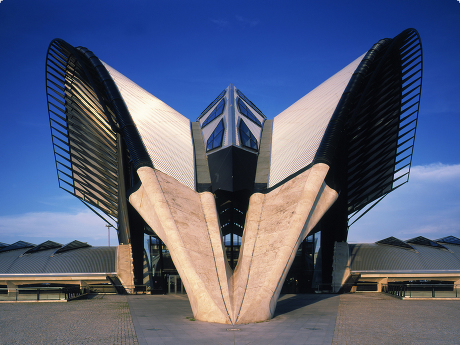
116;133;146;291
7;281;17;300
319;191;348;290
116;133;131;245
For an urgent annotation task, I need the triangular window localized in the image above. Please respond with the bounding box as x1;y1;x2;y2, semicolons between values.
376;236;414;251
436;236;460;245
237;98;261;126
239;120;258;150
202;98;225;128
206;119;225;151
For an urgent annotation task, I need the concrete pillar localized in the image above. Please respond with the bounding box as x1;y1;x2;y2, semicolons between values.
129;164;338;324
6;281;17;298
331;242;349;293
377;278;388;292
117;244;135;293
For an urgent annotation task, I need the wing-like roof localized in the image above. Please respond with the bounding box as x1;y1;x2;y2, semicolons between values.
104;63;195;190
269;54;364;187
268;29;422;227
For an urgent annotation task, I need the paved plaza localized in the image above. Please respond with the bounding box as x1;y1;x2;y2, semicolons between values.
0;293;459;344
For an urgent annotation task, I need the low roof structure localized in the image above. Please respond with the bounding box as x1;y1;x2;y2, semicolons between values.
0;240;116;288
333;236;460;292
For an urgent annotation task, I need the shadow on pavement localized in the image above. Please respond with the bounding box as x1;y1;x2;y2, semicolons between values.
274;293;337;316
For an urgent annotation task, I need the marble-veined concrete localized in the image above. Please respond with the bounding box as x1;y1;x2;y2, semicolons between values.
129;163;337;324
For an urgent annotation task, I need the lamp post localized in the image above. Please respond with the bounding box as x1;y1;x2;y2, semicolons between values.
105;224;112;247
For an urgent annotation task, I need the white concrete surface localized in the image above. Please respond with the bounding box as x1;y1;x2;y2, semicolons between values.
129;164;337;324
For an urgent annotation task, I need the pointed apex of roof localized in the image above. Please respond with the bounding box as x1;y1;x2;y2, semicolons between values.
406;236;448;250
235;88;266;119
0;241;35;253
23;240;63;255
197;88;227;121
376;236;415;251
436;236;460;245
54;240;91;255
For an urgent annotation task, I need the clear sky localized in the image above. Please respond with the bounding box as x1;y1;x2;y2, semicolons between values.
0;0;459;246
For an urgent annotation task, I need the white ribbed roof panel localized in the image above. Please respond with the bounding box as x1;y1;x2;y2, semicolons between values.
103;63;195;190
268;54;365;187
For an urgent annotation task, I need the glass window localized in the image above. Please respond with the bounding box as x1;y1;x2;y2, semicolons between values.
202;98;225;128
198;90;226;120
206;119;225;151
236;89;265;119
237;98;261;126
239;120;258;150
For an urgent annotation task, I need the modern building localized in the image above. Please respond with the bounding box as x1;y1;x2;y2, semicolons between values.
46;28;422;323
332;235;460;297
0;240;117;300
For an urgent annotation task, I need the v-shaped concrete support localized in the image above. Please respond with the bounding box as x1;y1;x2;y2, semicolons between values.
129;163;337;324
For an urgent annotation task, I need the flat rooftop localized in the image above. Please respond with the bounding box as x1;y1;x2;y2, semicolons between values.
1;293;459;344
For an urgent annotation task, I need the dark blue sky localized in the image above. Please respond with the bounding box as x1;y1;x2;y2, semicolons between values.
0;0;459;245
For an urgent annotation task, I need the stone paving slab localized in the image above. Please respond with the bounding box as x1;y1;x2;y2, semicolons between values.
2;292;460;344
0;294;138;344
332;293;460;345
127;294;339;345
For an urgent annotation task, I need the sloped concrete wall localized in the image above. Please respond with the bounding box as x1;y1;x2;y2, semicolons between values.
129;164;337;324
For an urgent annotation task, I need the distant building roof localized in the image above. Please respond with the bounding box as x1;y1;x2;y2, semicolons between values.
349;236;460;273
406;236;449;250
436;236;460;246
0;241;35;253
0;240;116;275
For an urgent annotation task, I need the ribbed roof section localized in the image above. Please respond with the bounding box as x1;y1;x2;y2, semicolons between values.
0;247;116;274
0;241;35;253
349;243;460;272
269;54;365;187
104;63;195;190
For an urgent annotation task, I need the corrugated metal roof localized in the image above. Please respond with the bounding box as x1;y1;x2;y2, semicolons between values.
0;246;116;274
349;243;460;272
375;237;415;251
406;236;448;250
23;241;62;255
269;54;365;187
104;62;195;190
0;241;35;253
437;236;460;245
54;240;90;254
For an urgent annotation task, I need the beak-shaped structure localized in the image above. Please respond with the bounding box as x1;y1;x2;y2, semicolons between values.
46;28;422;324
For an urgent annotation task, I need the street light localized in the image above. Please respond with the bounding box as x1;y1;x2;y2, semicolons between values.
105;224;112;247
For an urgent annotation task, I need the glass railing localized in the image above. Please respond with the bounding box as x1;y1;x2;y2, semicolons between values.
382;284;460;298
0;286;83;301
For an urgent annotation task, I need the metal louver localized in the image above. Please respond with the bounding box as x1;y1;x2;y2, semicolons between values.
46;39;120;227
346;29;423;225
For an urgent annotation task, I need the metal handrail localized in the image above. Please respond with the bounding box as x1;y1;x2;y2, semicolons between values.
382;283;459;298
0;286;84;301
